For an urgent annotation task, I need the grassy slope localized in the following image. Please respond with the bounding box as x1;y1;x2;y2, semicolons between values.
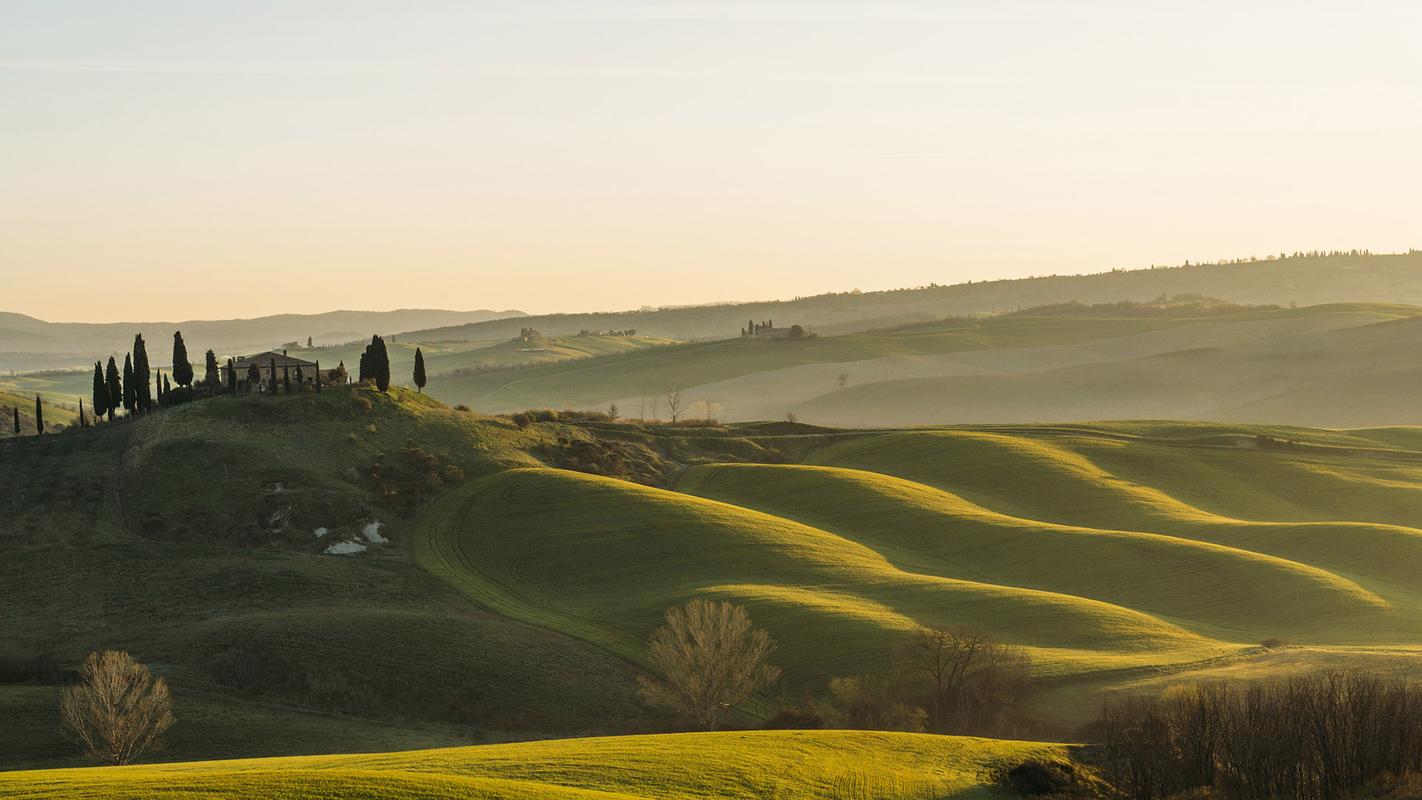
0;389;79;434
0;731;1060;799
413;420;1422;728
0;389;656;769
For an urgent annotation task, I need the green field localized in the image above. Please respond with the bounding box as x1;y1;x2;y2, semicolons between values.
0;730;1060;799
5;386;1422;777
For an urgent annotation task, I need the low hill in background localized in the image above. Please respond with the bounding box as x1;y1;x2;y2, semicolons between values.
0;308;524;372
400;251;1422;344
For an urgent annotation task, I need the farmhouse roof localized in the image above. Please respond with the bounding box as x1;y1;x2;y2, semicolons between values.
233;350;319;369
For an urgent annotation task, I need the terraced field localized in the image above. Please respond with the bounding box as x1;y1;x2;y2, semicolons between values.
415;423;1422;712
0;730;1059;800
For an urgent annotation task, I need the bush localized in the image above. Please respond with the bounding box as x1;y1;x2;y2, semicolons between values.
1006;759;1086;796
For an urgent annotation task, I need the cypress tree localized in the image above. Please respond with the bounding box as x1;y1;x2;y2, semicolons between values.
122;354;136;413
204;349;219;389
155;370;163;404
413;347;427;393
171;331;193;388
246;362;261;390
227;359;238;393
79;398;87;428
314;360;322;394
133;335;152;412
34;395;43;435
92;362;108;422
368;335;390;392
269;357;279;394
162;373;172;400
104;357;121;422
12;406;18;436
283;364;291;394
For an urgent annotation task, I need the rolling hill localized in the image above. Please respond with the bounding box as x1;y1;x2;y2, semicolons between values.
397;251;1422;345
401;302;1422;425
0;730;1060;799
6;388;1422;774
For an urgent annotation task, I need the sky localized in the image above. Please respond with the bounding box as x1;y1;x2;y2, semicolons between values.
2;1;1420;322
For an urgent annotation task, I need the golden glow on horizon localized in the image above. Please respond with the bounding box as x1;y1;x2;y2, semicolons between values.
2;1;1420;321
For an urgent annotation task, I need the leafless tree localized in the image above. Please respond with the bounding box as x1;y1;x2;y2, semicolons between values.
663;383;685;423
901;625;1030;731
60;650;175;766
638;599;780;730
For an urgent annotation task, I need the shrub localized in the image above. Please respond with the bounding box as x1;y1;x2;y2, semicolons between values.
1006;759;1086;796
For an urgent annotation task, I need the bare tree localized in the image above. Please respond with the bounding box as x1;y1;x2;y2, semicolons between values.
663;383;685;423
638;599;780;729
837;373;850;389
901;625;1030;731
60;650;175;766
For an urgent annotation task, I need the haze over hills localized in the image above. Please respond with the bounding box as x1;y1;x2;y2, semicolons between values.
400;251;1422;344
0;308;524;372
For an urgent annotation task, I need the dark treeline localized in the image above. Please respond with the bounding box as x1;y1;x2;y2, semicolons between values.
1099;672;1422;800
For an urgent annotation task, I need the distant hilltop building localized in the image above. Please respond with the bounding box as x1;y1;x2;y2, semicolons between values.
231;350;347;391
517;327;543;343
741;319;809;339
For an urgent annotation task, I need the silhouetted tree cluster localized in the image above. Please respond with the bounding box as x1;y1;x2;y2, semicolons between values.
359;335;391;391
1099;672;1422;800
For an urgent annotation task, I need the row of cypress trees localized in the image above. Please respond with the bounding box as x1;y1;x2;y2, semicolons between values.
67;330;428;432
88;334;155;423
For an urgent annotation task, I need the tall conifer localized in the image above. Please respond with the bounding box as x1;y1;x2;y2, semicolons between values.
122;354;136;413
34;395;43;434
133;335;152;412
413;347;427;393
171;331;193;388
203;349;219;389
104;357;121;421
92;362;108;422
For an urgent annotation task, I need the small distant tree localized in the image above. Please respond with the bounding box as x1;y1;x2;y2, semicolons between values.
413;347;427;393
663;383;685;423
91;362;109;423
306;336;313;348
60;650;175;766
608;403;619;420
35;395;44;434
203;349;219;389
104;357;121;422
246;362;261;390
638;598;780;730
837;373;850;389
171;331;193;388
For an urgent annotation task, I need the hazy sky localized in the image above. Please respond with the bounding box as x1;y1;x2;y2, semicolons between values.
3;1;1420;322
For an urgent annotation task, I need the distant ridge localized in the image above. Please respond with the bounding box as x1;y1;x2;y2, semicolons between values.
400;251;1422;344
0;308;525;370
